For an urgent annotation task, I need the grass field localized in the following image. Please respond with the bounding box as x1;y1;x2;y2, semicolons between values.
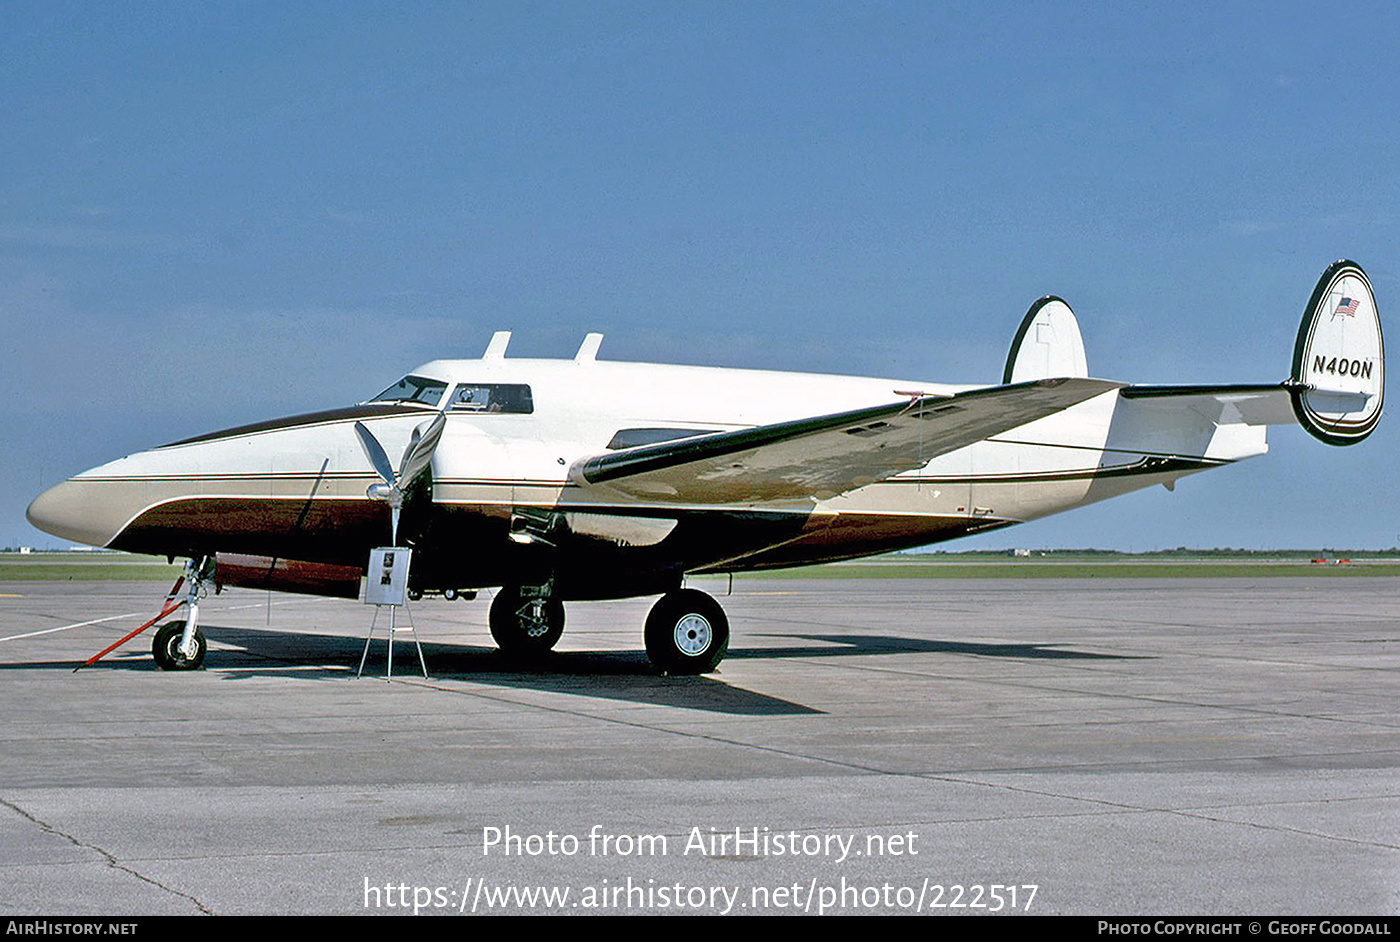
4;551;1400;582
0;553;182;581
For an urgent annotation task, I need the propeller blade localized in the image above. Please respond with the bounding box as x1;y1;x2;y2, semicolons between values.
353;421;397;487
397;412;446;487
397;425;422;481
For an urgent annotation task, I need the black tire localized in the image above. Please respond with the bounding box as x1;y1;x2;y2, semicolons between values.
489;586;564;658
645;589;729;675
152;621;206;671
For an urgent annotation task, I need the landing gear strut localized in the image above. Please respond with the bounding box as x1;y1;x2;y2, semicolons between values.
645;588;729;675
152;556;214;671
489;585;564;659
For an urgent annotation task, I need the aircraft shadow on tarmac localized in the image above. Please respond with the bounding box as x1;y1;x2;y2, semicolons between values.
734;633;1146;662
2;623;1143;717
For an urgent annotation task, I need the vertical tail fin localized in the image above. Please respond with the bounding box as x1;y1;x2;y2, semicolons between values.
1002;296;1089;384
1290;260;1384;445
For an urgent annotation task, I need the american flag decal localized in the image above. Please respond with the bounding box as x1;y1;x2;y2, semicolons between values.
1332;297;1359;319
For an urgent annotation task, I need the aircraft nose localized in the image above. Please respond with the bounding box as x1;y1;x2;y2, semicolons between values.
27;478;119;548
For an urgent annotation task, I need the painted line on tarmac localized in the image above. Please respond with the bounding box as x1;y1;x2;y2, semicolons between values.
0;611;148;643
0;597;315;643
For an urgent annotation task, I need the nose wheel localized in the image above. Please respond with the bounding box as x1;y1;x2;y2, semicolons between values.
152;620;207;671
645;589;729;675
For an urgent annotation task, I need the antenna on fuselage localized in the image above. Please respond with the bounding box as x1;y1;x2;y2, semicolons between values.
483;331;511;359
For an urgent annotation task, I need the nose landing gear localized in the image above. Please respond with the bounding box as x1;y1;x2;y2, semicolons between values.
152;556;214;671
75;555;215;672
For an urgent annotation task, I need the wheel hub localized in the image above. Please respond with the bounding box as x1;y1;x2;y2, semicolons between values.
521;601;551;638
674;614;712;655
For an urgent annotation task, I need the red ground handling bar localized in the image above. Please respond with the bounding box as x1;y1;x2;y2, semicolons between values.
74;576;186;671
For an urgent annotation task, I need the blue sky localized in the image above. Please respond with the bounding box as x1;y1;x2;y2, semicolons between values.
2;1;1397;550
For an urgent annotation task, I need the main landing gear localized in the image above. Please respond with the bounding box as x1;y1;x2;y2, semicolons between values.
488;583;729;674
644;588;729;675
489;585;565;658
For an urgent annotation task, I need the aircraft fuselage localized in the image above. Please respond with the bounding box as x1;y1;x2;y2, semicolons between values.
27;356;1252;600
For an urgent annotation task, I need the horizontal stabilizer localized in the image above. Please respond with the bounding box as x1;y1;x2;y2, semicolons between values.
1118;383;1296;426
1116;261;1383;444
571;377;1118;504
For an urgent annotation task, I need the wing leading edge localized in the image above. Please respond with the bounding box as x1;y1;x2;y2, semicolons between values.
569;377;1118;504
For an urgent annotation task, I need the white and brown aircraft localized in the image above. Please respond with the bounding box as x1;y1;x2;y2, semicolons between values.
27;261;1384;674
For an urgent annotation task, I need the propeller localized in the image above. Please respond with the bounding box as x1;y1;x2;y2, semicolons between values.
354;411;447;545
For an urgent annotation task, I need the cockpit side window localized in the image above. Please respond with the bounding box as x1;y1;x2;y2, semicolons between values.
369;375;449;406
449;383;534;414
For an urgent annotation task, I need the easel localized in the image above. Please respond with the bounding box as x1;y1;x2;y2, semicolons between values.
357;547;427;679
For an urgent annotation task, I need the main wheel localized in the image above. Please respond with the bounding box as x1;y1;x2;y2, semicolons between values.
489;586;564;658
152;621;206;671
645;589;729;675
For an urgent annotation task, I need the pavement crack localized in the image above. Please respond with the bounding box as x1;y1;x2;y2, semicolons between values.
0;797;214;914
905;776;1400;852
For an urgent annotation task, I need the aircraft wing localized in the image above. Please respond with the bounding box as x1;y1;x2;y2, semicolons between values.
570;377;1118;504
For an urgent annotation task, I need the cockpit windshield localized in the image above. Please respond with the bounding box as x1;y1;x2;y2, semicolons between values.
368;375;448;406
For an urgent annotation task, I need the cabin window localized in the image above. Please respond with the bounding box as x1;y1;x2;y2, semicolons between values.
369;375;448;405
449;383;534;414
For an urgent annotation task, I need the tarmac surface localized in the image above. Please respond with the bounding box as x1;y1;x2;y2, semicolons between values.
2;576;1398;915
